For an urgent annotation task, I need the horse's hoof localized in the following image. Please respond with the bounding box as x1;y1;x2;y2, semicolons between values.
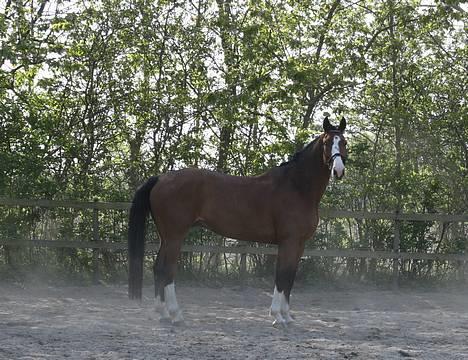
171;311;185;326
172;319;185;327
272;319;288;329
159;316;172;324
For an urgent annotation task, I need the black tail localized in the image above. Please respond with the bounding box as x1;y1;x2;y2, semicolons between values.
128;176;159;300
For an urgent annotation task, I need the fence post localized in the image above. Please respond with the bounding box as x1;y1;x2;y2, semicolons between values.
240;252;247;280
456;221;466;284
92;200;100;284
457;260;465;283
392;213;401;290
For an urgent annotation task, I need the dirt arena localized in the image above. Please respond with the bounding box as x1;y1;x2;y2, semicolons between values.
1;282;467;359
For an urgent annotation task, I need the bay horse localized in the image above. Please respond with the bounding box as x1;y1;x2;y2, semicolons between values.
128;116;347;326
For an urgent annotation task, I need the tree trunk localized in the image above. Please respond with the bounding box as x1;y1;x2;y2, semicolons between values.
389;0;402;289
215;0;238;173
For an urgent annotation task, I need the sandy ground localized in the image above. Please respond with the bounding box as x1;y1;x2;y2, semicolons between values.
1;282;467;360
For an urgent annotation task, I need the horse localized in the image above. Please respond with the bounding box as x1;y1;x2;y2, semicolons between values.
128;116;347;326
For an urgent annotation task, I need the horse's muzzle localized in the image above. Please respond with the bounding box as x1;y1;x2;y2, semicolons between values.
333;168;345;180
331;154;345;180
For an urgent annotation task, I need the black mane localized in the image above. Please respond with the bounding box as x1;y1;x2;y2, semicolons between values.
279;136;321;167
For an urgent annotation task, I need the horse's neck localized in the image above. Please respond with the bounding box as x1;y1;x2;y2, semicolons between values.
290;140;330;203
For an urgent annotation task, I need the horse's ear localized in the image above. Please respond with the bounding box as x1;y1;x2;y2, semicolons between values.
323;116;332;132
339;116;346;132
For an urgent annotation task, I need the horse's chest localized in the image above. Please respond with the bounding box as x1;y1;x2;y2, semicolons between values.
276;207;319;241
299;216;319;238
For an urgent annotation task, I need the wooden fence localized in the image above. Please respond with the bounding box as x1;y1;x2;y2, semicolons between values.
0;198;467;286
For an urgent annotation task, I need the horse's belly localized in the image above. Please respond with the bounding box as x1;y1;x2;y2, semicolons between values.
197;181;276;242
199;209;275;244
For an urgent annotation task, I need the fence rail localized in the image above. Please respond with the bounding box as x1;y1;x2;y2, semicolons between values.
1;240;467;262
1;198;467;285
1;197;466;222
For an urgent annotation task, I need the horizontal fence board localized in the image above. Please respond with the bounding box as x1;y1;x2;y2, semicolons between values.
0;198;130;210
320;209;468;222
302;249;468;261
1;198;466;222
1;239;466;261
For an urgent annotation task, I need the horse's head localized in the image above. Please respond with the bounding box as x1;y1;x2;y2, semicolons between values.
322;116;347;180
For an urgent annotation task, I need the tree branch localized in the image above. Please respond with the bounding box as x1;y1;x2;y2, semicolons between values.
315;0;341;64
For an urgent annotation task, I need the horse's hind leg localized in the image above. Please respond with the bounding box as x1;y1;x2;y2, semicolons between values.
153;250;171;321
153;237;185;324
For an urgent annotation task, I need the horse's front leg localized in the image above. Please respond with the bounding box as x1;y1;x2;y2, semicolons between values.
270;241;305;327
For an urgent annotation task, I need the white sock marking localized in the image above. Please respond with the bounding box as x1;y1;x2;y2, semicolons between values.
271;286;282;314
164;283;184;322
271;286;290;325
155;298;171;319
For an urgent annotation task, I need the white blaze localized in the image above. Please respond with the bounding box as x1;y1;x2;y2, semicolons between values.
332;136;345;178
